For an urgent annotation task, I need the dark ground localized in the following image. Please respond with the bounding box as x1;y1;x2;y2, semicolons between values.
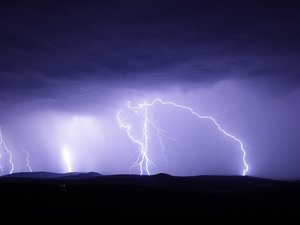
0;172;299;221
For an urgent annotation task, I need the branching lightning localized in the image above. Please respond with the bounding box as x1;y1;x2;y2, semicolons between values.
117;103;153;175
117;98;249;176
0;127;14;174
22;148;33;172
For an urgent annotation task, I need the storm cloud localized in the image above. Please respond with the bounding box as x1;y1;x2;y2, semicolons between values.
1;1;300;102
0;1;300;179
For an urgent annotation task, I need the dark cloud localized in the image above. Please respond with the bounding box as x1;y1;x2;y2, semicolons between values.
0;0;300;103
0;1;300;179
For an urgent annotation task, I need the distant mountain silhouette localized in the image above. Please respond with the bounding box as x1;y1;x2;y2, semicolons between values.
1;171;102;179
0;172;299;220
0;171;291;190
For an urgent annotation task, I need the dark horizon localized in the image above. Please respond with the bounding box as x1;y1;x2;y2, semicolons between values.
0;1;300;179
1;171;300;219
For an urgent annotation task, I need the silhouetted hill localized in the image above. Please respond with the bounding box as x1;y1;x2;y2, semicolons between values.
2;171;102;179
0;172;299;221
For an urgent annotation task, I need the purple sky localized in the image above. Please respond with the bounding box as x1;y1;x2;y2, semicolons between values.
0;1;299;179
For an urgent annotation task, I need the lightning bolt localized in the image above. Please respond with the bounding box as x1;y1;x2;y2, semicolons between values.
22;148;33;172
117;103;153;175
0;128;14;174
62;146;72;173
118;98;249;176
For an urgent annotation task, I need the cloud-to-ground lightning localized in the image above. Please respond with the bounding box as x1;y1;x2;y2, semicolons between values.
0;128;14;174
62;146;72;173
22;148;33;172
117;106;153;176
117;98;249;176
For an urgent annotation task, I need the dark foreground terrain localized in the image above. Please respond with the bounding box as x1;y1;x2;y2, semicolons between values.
0;172;299;221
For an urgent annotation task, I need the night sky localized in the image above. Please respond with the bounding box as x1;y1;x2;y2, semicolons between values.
0;1;299;179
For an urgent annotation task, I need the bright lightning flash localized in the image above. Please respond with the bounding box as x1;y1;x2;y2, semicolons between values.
62;146;72;173
0;128;14;174
117;98;249;176
22;148;33;172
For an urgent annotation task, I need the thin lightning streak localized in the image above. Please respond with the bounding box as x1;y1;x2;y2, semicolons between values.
0;128;14;174
141;102;150;175
22;148;32;172
118;98;249;176
148;119;176;162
